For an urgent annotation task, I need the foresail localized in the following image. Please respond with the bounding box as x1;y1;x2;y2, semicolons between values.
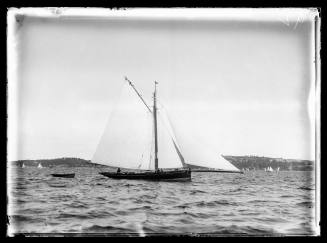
186;153;240;171
183;140;239;171
157;104;187;168
92;82;153;170
159;104;239;172
156;110;184;169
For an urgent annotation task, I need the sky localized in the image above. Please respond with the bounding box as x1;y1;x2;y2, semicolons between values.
8;8;318;161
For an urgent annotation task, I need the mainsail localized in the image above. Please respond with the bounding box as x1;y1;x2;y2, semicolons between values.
92;82;153;170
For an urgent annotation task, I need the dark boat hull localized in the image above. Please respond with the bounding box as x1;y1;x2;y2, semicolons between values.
51;173;75;178
99;170;191;181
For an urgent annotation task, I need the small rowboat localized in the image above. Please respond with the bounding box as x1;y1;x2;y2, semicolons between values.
51;173;75;178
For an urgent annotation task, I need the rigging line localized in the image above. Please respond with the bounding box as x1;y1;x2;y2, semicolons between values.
124;76;152;113
157;100;180;143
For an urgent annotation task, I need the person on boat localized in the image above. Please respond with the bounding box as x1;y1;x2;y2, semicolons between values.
117;168;121;174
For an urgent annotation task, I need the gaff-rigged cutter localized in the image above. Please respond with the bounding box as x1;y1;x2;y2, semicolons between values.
93;77;241;181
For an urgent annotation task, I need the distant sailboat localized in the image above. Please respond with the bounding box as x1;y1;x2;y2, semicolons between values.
22;163;25;168
92;77;240;181
276;167;280;172
266;166;273;172
37;163;43;169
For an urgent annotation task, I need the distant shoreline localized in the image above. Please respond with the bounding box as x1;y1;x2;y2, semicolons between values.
10;156;314;171
222;155;314;171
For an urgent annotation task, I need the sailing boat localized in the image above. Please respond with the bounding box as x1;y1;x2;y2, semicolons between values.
37;163;43;169
93;77;240;181
22;163;25;168
266;166;273;172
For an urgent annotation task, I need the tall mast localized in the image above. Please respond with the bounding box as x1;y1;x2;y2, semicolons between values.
153;81;159;171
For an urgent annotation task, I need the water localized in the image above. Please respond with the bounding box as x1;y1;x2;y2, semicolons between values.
7;167;317;236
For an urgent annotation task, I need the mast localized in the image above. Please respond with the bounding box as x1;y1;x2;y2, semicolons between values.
153;81;159;171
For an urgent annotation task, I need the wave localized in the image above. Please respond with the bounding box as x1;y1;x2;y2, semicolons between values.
298;186;314;191
48;183;68;188
68;201;89;209
248;199;270;203
9;215;43;224
195;200;237;207
281;194;294;198
296;201;313;208
82;224;132;234
190;189;206;195
128;205;152;211
56;213;93;220
8;167;315;235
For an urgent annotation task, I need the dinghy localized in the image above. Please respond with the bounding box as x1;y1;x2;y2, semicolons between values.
51;173;75;178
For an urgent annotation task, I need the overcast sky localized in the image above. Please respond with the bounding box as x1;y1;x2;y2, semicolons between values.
8;8;318;161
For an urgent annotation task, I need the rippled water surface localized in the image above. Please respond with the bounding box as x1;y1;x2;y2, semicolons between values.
8;167;317;236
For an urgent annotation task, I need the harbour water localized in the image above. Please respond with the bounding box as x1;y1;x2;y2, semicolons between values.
7;167;317;236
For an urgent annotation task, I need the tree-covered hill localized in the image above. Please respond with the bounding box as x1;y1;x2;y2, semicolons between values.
223;155;314;171
10;155;314;171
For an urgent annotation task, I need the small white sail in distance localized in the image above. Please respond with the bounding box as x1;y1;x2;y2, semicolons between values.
157;102;239;172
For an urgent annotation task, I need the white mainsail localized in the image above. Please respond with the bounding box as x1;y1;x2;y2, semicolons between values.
92;82;153;170
37;163;43;168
